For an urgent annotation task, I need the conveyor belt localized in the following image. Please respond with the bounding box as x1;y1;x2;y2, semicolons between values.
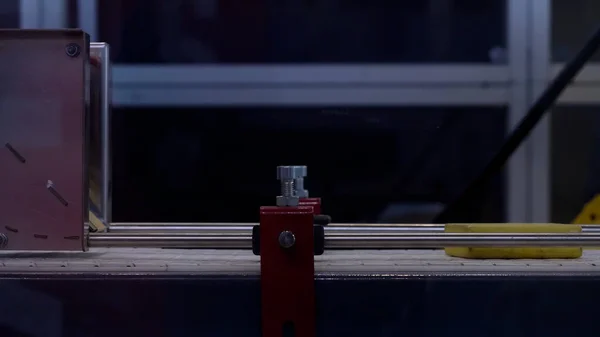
2;248;600;276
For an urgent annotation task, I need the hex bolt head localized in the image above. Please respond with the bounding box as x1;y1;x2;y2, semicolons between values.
277;166;307;180
278;230;296;249
276;195;299;207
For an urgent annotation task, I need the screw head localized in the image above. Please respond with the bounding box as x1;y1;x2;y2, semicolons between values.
277;166;307;180
278;231;296;249
65;43;81;57
276;196;299;207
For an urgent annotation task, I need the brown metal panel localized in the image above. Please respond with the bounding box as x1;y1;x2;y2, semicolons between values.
0;29;89;251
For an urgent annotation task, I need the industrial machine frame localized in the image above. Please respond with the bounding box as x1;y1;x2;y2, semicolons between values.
3;14;600;336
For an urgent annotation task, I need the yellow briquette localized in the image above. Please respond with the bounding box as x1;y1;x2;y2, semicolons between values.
444;223;582;259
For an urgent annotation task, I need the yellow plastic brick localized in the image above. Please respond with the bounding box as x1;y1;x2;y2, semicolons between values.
444;223;582;259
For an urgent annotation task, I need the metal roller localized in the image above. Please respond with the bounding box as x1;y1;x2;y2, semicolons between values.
107;225;444;235
107;223;600;235
108;222;442;228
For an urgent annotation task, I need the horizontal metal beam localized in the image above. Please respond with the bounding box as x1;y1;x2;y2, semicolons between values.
107;223;600;234
107;224;444;235
113;65;510;86
89;232;600;249
108;222;442;227
113;86;509;107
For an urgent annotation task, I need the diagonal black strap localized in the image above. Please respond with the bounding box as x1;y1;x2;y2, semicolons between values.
434;25;600;224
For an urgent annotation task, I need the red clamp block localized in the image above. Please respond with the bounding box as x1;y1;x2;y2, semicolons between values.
300;198;331;227
259;205;316;337
299;198;321;215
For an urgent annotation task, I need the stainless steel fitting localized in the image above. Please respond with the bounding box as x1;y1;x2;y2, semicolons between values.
276;166;307;206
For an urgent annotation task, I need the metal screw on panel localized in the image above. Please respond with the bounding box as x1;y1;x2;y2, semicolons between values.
65;43;80;57
276;166;307;206
0;233;7;249
278;231;296;249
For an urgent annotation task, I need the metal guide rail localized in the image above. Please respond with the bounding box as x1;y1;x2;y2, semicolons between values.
91;225;600;249
3;248;600;276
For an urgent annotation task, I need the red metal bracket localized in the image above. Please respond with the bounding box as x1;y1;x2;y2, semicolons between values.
299;197;321;215
259;205;316;337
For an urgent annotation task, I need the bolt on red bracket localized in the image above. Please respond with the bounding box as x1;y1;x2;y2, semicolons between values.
299;198;331;227
259;205;317;337
252;166;326;337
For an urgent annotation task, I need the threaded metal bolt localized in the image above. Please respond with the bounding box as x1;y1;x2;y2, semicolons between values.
276;166;307;206
281;179;296;197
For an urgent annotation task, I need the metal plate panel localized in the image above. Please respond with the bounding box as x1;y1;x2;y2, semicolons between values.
0;29;89;251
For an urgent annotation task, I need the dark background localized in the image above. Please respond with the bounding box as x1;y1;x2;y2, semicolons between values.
111;107;506;223
1;275;600;337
